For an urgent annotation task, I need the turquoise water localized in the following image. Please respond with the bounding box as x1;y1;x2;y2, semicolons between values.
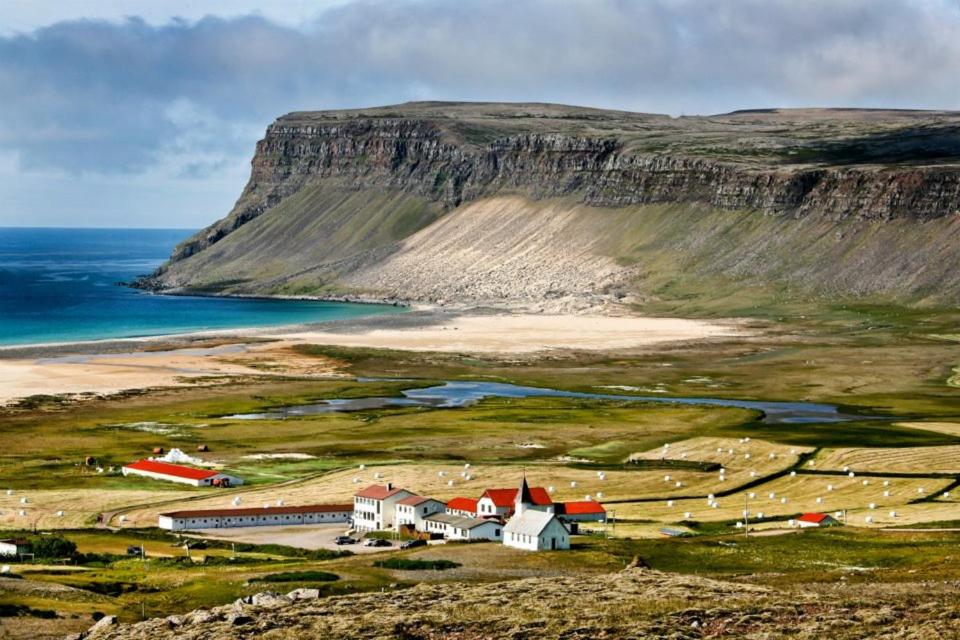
0;227;403;346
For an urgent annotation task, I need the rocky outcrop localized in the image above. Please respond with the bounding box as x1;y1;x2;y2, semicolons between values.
72;568;960;640
139;103;960;306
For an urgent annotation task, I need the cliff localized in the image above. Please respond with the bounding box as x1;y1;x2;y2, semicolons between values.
139;102;960;309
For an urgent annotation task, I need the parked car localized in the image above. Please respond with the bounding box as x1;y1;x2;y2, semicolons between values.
334;536;357;545
363;538;392;547
400;539;426;550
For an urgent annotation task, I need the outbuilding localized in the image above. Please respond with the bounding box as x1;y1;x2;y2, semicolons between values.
795;512;841;528
158;504;353;531
122;459;243;487
0;539;30;558
556;500;607;533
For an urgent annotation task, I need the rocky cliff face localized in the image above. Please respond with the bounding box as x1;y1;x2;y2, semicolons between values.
142;103;960;307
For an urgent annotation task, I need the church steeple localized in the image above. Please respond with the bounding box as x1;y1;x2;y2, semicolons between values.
515;472;533;515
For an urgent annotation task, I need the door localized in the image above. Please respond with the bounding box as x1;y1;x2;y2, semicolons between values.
551;537;556;550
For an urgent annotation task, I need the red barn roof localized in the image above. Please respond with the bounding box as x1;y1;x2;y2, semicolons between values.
354;484;409;500
559;501;607;515
797;512;831;524
446;497;478;513
397;495;435;507
124;459;219;481
481;487;553;507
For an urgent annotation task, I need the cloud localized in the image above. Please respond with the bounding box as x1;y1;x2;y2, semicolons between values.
1;0;960;181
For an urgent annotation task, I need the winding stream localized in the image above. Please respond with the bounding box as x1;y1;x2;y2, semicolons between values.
224;380;868;424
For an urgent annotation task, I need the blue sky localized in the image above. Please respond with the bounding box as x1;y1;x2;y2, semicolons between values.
1;0;960;229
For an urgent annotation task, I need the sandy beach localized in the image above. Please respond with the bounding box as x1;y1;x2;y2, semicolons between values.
0;312;744;405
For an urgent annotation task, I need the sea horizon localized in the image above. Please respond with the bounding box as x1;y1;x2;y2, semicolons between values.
0;227;403;346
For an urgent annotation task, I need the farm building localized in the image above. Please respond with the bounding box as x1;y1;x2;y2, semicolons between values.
158;504;353;531
477;485;553;517
0;539;30;557
445;496;479;517
557;500;606;522
503;510;570;551
122;459;243;487
353;483;416;531
422;513;503;541
395;496;446;529
795;512;841;528
556;501;607;533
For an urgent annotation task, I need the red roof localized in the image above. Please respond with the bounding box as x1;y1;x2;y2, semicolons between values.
446;497;478;513
124;459;219;481
160;504;353;519
355;484;409;500
397;495;433;507
559;501;607;515
481;487;553;507
797;512;831;523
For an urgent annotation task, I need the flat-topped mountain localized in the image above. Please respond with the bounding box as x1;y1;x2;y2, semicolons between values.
137;102;960;310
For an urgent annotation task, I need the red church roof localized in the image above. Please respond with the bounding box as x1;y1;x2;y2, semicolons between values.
123;459;219;481
797;512;831;524
446;497;478;513
559;501;607;515
481;487;553;507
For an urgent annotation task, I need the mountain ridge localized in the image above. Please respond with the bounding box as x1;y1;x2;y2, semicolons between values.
137;102;960;309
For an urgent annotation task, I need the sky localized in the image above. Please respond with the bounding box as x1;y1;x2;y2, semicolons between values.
1;0;960;229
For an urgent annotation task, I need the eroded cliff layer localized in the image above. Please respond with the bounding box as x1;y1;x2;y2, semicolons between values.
140;102;960;308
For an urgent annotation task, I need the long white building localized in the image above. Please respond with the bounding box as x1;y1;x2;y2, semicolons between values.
158;504;353;531
122;459;243;487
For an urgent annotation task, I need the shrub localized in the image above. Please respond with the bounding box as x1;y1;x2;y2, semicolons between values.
251;570;339;583
373;558;461;571
28;535;76;560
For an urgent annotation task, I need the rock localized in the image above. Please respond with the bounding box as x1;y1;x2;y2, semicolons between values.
249;592;291;608
227;613;254;626
288;588;321;600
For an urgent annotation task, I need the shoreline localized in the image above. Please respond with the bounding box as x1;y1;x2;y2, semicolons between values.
0;309;748;405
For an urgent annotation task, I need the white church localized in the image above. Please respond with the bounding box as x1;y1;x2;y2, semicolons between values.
502;476;571;551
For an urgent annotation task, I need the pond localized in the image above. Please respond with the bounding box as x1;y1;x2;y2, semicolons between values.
224;380;868;425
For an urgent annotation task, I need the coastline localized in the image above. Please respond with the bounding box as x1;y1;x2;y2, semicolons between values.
0;306;748;405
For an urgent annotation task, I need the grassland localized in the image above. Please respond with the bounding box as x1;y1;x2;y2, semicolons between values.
0;302;958;637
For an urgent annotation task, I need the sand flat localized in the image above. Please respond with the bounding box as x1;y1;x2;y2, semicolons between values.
0;313;743;404
273;313;743;354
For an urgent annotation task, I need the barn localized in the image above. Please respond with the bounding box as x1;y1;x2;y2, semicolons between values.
795;512;841;528
0;539;30;558
158;504;353;531
122;459;243;487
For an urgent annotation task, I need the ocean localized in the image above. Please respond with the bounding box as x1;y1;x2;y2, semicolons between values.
0;227;403;346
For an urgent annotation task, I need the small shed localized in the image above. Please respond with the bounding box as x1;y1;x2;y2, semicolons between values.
196;444;209;452
152;447;165;455
795;512;841;528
